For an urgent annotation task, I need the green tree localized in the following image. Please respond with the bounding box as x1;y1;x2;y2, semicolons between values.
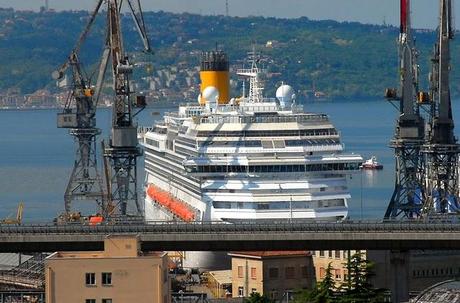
294;263;336;303
337;252;386;303
243;293;273;303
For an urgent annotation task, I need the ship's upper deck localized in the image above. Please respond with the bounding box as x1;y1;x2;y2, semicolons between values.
162;101;331;126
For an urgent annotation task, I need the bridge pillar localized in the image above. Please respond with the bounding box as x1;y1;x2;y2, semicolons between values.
390;250;410;303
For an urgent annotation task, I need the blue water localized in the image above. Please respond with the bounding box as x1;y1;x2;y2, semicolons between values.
0;99;456;221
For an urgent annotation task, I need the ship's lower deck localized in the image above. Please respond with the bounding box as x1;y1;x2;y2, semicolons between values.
144;164;349;222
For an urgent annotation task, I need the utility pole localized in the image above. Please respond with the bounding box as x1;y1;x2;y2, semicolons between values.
45;0;49;11
226;0;229;17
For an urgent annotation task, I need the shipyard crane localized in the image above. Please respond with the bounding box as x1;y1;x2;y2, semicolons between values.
422;0;460;214
101;0;151;216
384;0;426;219
54;0;107;217
54;0;151;218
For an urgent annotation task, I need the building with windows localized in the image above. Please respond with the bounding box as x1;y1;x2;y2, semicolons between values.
45;236;170;303
206;270;232;298
229;251;315;301
312;250;360;286
369;250;460;294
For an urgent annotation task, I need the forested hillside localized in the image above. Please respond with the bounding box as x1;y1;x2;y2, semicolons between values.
0;8;458;99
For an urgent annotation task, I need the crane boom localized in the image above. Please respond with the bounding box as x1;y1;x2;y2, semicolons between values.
52;0;104;81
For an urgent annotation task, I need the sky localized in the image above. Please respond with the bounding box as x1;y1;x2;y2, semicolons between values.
0;0;451;29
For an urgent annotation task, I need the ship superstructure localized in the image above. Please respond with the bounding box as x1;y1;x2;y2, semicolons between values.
139;51;362;223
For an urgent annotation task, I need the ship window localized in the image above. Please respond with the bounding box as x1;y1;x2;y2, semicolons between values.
257;203;269;210
146;139;159;148
213;202;231;209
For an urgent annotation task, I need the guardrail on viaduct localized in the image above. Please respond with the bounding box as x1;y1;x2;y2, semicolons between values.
1;220;460;252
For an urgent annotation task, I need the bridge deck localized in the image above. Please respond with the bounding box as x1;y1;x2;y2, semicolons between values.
1;221;460;252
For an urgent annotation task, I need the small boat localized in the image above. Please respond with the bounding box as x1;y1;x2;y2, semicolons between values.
360;156;383;170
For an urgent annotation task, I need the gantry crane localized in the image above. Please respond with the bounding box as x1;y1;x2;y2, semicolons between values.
384;0;426;219
422;0;460;214
54;0;151;218
101;0;151;216
54;0;107;217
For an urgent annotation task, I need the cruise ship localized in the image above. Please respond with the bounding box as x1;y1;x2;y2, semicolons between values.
139;50;363;225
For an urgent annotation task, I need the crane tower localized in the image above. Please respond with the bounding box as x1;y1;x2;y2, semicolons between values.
54;0;151;218
422;0;460;214
102;0;151;216
54;0;108;216
384;0;425;219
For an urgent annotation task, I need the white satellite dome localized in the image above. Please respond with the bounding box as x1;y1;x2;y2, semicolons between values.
203;86;219;113
202;86;220;102
276;84;295;108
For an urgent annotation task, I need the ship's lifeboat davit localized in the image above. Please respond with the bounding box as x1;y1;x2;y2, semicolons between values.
146;185;196;222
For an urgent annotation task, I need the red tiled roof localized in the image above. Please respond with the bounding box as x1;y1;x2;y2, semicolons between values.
229;251;311;258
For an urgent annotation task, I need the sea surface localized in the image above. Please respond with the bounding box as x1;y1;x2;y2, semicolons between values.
1;99;459;221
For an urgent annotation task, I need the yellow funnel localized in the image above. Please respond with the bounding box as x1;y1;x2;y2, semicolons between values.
199;51;230;105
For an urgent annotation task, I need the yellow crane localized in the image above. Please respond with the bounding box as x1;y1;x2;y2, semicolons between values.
1;202;24;225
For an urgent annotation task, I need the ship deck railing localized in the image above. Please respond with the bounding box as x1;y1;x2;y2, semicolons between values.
199;114;330;125
199;144;344;155
138;126;155;135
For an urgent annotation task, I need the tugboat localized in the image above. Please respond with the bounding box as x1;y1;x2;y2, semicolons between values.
360;156;383;170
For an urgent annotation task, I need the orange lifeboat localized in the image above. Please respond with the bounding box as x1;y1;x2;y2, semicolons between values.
89;215;104;225
146;185;196;222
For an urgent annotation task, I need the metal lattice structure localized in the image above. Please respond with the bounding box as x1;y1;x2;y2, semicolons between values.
54;0;151;218
56;54;106;216
0;253;47;290
386;141;425;218
422;0;460;215
102;0;151;216
385;0;425;219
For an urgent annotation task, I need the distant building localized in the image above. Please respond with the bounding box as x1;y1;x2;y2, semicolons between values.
207;269;232;298
229;251;315;301
369;250;460;295
45;236;170;303
24;89;56;108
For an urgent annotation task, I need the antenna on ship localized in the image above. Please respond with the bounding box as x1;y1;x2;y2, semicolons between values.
237;44;266;103
225;0;229;17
